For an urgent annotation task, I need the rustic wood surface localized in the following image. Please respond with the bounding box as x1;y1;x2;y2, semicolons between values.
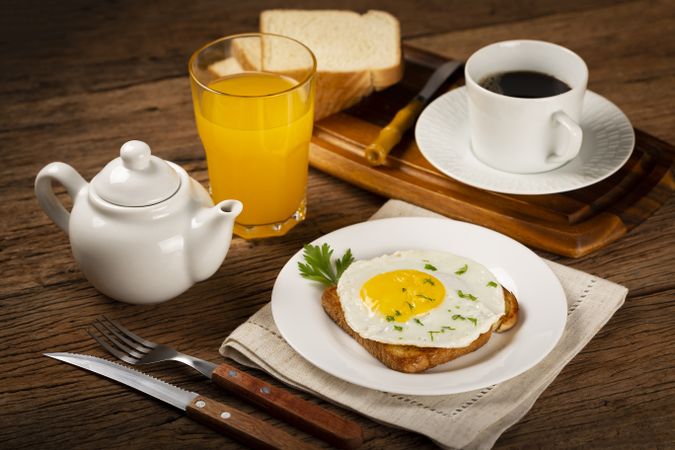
1;1;673;449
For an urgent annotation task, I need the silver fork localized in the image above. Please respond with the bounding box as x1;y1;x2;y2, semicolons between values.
89;317;363;450
89;316;217;378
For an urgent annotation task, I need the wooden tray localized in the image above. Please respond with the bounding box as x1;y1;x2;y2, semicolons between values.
309;46;675;258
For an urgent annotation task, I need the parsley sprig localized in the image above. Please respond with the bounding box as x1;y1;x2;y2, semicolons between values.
298;244;355;286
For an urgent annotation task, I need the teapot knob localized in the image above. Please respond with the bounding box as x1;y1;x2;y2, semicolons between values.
120;140;151;170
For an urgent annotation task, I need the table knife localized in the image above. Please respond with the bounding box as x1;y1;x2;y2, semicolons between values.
365;60;462;165
207;361;362;449
87;316;363;449
45;353;317;450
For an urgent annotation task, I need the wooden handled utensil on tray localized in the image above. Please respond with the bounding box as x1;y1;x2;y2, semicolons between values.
365;60;462;165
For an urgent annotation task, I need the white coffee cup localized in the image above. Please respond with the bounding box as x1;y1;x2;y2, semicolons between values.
465;40;588;174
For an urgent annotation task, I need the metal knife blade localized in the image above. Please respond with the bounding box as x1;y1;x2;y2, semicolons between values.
45;352;197;409
416;60;462;104
45;352;317;449
365;59;462;165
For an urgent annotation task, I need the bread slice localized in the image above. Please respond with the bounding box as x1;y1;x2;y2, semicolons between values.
209;10;403;120
321;286;519;373
261;10;402;88
208;57;243;78
262;9;402;120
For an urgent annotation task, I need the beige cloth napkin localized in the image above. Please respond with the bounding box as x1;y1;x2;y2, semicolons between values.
220;200;627;449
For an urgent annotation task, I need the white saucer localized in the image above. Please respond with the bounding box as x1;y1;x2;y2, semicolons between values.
415;87;635;195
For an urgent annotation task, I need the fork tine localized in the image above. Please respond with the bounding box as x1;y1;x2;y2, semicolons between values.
92;321;146;360
102;316;157;349
96;318;150;354
88;329;139;365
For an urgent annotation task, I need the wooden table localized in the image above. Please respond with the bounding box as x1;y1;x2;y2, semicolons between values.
2;1;674;448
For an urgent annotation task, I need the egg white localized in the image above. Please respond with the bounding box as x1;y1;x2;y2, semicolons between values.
337;250;505;348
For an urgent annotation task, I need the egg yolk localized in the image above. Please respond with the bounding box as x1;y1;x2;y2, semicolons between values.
360;270;445;322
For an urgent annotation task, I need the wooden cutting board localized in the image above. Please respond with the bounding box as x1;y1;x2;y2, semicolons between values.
309;46;675;258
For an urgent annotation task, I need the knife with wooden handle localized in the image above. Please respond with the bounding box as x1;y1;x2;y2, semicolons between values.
185;395;315;450
365;60;462;166
125;345;362;449
45;353;318;450
88;315;363;448
211;361;363;449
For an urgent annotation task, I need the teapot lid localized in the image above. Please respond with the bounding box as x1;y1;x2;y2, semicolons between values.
91;140;181;207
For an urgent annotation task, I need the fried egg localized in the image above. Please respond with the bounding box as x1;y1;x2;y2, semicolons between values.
337;250;505;348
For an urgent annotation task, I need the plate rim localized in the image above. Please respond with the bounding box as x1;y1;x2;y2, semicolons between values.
271;216;568;396
415;86;635;195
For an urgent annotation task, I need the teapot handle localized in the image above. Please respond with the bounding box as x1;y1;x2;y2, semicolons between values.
35;162;87;234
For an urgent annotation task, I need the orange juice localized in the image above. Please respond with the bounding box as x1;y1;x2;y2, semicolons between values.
192;72;314;237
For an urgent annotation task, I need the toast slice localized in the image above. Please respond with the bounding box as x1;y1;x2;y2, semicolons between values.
207;57;243;78
261;9;402;120
321;286;519;373
260;9;402;88
210;10;403;121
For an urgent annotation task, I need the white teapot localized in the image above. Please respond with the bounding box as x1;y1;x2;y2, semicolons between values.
35;140;242;305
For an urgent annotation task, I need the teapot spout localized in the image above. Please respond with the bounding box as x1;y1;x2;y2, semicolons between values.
188;199;243;283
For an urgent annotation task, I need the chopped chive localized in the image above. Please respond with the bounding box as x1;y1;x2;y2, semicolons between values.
450;314;477;326
455;264;468;275
386;315;395;322
394;325;403;332
487;281;498;287
423;278;436;285
406;301;414;310
416;294;435;302
424;263;437;271
395;310;402;316
414;318;424;326
401;287;407;292
457;290;477;301
428;330;441;341
442;326;456;331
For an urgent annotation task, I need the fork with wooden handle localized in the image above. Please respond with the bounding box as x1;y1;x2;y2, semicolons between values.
89;316;363;449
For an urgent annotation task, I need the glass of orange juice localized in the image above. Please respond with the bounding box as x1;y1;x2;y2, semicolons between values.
189;34;316;239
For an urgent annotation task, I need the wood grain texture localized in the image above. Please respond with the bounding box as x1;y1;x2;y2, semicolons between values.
185;395;319;450
212;363;363;449
1;0;674;449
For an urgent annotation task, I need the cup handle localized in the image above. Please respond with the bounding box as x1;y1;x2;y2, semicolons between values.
547;111;583;164
35;162;87;234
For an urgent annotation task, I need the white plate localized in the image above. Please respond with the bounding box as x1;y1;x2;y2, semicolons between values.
415;87;635;195
271;217;567;396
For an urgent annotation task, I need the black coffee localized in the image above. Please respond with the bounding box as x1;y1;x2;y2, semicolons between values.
479;71;571;98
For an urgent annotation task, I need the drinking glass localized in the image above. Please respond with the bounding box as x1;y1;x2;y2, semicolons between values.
189;33;316;239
